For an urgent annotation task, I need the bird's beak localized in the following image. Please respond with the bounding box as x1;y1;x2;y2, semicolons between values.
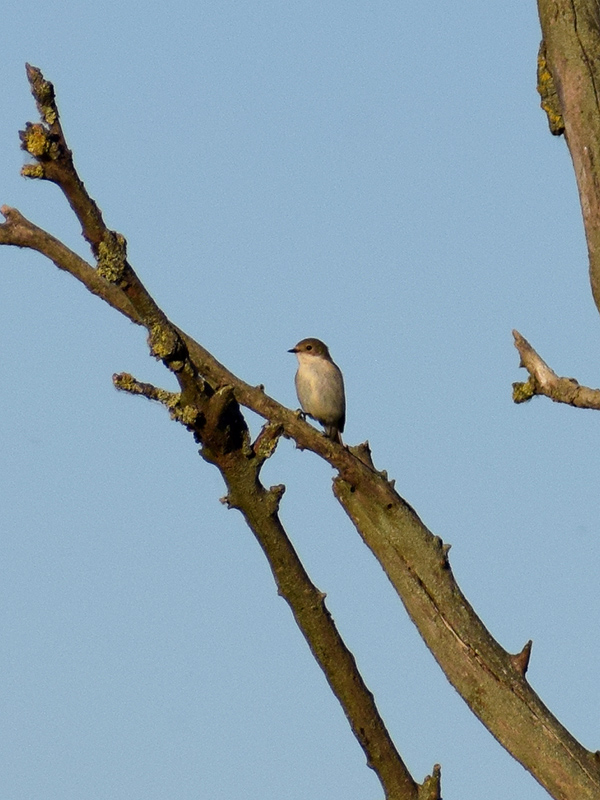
288;347;297;353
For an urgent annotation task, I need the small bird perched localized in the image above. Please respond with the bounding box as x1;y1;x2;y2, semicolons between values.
288;337;346;444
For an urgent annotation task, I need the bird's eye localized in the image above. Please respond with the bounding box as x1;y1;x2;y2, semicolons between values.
306;345;312;351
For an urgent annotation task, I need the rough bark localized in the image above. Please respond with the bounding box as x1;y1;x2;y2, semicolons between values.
537;0;600;313
513;329;600;407
2;66;431;800
515;2;600;417
3;59;600;800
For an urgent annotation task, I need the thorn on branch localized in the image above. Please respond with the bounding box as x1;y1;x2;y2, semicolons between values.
265;483;286;514
350;440;375;469
511;640;533;676
267;483;285;514
418;763;442;800
218;489;246;512
431;536;452;568
0;205;19;229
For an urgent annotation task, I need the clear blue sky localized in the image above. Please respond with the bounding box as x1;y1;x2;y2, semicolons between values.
1;2;598;799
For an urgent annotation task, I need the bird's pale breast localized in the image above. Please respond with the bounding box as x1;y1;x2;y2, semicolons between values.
295;357;345;426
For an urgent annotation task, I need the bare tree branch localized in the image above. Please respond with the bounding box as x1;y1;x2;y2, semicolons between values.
4;63;600;800
512;330;600;408
9;66;428;800
536;0;600;314
516;4;600;424
21;64;110;254
0;206;140;323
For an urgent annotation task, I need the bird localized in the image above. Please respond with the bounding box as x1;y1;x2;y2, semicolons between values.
288;337;346;444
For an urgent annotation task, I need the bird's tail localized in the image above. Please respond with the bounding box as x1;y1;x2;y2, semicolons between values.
326;425;343;445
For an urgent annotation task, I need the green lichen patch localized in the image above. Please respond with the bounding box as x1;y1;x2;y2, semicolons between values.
97;232;127;282
148;323;180;361
512;378;536;403
20;123;52;158
537;42;565;136
21;164;45;179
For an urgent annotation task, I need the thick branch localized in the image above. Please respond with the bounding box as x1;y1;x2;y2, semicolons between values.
213;447;423;799
112;370;424;798
5;64;600;800
536;0;600;313
333;477;600;800
512;330;600;408
8;67;427;800
0;203;378;482
0;206;140;323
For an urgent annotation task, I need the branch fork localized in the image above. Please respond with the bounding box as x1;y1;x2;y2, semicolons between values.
512;330;600;409
5;62;600;800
